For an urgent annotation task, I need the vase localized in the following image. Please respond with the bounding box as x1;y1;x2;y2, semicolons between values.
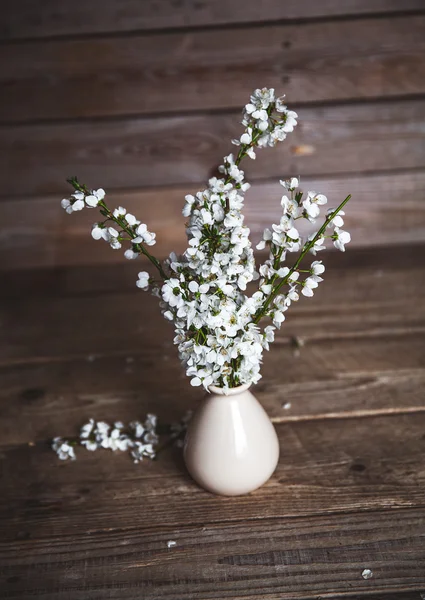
183;383;280;496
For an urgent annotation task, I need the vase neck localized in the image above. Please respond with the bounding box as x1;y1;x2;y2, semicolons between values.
208;383;252;396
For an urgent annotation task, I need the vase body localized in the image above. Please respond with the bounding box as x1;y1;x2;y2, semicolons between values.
183;383;280;496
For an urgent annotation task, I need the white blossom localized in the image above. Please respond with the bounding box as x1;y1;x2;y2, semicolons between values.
59;89;350;392
81;439;98;451
333;227;351;252
61;198;73;214
107;424;133;451
281;195;301;218
80;419;99;451
132;442;156;463
303;191;327;221
53;414;160;463
282;110;298;132
134;223;156;246
124;249;139;260
113;206;126;218
85;189;105;208
302;276;319;297
246;146;256;160
80;419;95;439
240;128;253;145
125;213;138;226
182;194;196;217
52;438;76;461
72;198;85;212
327;209;345;228
262;325;275;350
272;311;286;328
129;420;145;438
309;235;326;255
136;271;150;290
91;224;103;240
280;177;299;190
311;260;325;276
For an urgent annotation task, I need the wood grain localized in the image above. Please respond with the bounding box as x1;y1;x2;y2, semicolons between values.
1;342;425;446
4;289;424;366
1;244;425;365
1;414;425;598
1;2;425;598
1;15;425;122
1;170;425;270
1;247;424;597
2;241;421;297
0;508;424;599
0;245;424;447
2;0;425;40
1;98;425;198
1;509;424;599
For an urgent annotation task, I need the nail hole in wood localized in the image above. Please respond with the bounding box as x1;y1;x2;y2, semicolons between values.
350;462;366;472
21;388;45;402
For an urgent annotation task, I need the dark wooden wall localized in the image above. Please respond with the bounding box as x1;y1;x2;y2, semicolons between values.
2;4;425;597
1;1;425;270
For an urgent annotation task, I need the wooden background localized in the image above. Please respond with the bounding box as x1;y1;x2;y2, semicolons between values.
1;2;425;599
0;0;425;269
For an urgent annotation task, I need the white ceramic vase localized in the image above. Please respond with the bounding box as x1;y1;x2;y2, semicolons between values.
183;383;280;496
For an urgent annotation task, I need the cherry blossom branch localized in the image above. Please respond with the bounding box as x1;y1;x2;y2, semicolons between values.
59;88;351;391
98;199;166;279
67;177;166;279
253;194;351;324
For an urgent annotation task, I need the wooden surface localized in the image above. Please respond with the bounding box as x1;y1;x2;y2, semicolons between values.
2;98;425;197
2;170;425;270
0;5;424;271
1;1;425;598
2;14;425;123
2;0;424;40
1;244;425;599
1;12;425;270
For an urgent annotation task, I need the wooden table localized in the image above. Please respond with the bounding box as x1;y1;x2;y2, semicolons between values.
1;243;424;599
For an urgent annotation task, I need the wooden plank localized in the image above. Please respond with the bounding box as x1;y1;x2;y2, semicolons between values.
1;414;425;598
1;245;425;366
0;510;424;600
3;414;425;524
1;510;424;599
2;242;422;297
1;169;425;270
2;0;425;40
0;245;424;444
1;15;425;121
3;287;424;366
1;98;424;198
1;340;425;446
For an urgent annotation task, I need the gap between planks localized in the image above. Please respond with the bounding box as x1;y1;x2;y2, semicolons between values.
26;504;425;538
2;92;425;130
1;365;424;449
1;324;423;369
1;405;425;450
2;7;425;46
271;405;425;424
0;326;425;369
2;14;425;123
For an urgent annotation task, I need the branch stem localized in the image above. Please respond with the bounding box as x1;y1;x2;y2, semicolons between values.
67;177;166;279
99;201;167;279
253;194;352;324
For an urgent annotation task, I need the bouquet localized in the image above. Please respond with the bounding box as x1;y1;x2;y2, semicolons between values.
61;88;351;393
